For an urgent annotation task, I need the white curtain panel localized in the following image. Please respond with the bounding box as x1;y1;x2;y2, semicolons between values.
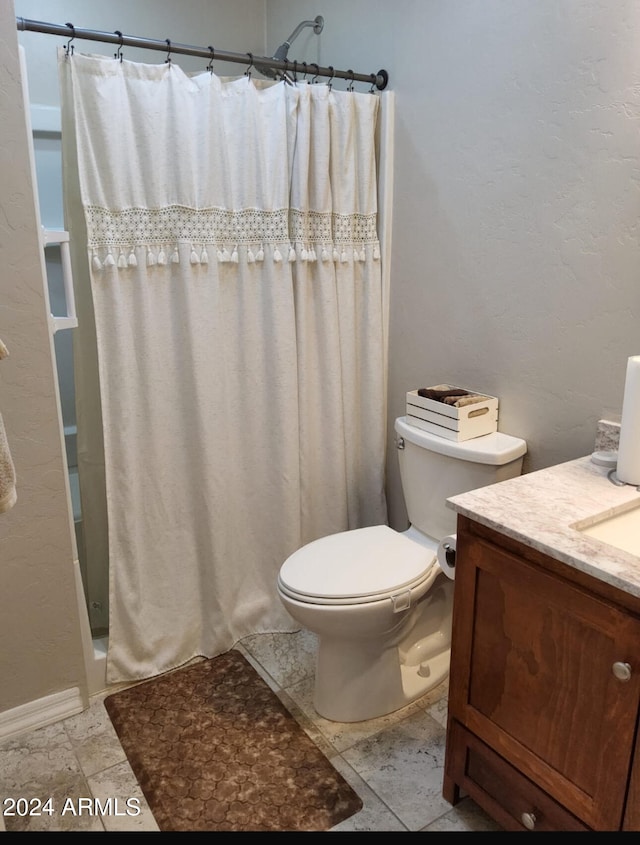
59;50;388;683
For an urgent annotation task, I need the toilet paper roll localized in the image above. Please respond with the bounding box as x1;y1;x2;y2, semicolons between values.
437;534;457;580
617;355;640;486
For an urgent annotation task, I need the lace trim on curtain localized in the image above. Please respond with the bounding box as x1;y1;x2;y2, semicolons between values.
85;204;381;269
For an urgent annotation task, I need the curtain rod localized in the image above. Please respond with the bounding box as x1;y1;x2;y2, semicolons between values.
16;17;389;91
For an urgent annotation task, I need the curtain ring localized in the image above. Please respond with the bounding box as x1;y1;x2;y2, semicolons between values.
64;22;75;57
301;61;308;82
114;30;124;62
207;45;215;73
292;60;298;83
369;73;377;94
310;63;319;83
327;66;335;90
347;70;355;92
245;52;254;77
165;39;172;64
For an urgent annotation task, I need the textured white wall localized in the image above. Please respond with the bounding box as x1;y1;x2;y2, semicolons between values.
0;0;86;711
3;0;640;712
3;0;267;714
15;0;266;105
267;0;640;529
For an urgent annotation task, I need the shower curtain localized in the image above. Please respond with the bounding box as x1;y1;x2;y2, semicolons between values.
58;49;388;683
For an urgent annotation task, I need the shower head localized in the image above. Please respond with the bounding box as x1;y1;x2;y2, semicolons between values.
256;41;290;80
256;16;324;81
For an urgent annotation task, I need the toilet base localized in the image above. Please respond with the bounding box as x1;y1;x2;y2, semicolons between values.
309;574;453;723
313;631;451;723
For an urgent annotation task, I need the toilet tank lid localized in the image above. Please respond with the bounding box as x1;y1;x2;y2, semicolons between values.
395;416;527;466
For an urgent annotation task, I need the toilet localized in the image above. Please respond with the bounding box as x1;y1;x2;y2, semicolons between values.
277;415;527;722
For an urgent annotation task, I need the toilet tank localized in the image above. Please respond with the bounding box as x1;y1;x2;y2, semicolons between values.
394;416;527;541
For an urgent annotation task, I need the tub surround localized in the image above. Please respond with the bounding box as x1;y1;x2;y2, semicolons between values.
447;449;640;600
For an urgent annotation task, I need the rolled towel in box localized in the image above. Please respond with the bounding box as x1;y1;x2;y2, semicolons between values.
418;386;469;402
0;338;16;513
417;385;488;407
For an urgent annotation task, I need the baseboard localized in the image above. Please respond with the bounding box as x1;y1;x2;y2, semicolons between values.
0;686;85;743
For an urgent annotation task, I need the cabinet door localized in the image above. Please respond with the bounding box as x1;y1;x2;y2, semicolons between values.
448;532;640;831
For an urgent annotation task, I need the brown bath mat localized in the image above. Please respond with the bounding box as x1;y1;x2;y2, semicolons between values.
104;649;362;831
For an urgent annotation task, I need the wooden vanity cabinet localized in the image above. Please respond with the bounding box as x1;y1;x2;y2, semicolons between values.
443;515;640;831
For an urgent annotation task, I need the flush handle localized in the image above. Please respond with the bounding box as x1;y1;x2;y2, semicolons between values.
613;661;632;682
396;436;405;450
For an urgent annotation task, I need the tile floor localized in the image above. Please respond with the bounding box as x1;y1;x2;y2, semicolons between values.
0;630;501;832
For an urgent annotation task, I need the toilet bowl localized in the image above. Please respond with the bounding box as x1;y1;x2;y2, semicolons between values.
277;415;527;723
277;524;453;722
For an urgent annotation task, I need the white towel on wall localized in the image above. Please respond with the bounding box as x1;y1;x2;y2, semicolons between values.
0;338;16;513
0;413;16;513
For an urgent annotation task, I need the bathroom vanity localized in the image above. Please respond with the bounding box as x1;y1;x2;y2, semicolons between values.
442;454;640;831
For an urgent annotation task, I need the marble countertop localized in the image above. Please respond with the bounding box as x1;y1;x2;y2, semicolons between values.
447;455;640;599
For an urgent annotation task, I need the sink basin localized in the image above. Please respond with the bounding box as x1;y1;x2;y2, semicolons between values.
575;501;640;558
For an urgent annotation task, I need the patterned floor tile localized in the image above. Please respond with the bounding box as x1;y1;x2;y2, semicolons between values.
0;722;102;832
340;709;452;831
329;756;408;831
0;631;502;832
422;796;504;831
62;696;127;777
285;673;442;754
88;760;160;832
239;629;317;688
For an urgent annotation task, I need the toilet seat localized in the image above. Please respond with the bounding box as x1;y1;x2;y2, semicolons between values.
278;524;438;606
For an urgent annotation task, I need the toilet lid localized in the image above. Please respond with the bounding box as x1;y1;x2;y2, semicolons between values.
278;525;436;603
